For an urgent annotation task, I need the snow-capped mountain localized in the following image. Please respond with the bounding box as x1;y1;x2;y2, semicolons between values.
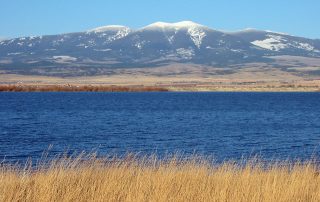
0;21;319;76
231;29;320;57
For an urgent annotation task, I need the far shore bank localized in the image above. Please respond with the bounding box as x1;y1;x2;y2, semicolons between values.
0;84;169;92
0;84;320;92
1;72;320;92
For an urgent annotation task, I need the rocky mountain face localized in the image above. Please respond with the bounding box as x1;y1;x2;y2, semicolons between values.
0;21;319;76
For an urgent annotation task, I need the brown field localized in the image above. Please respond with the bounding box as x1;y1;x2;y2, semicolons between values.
1;62;320;92
1;154;320;202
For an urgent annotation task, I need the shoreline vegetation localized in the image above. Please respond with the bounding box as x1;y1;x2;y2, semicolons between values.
1;153;320;201
0;85;169;92
0;84;320;92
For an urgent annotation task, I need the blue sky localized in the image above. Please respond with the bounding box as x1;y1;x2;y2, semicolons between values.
0;0;319;39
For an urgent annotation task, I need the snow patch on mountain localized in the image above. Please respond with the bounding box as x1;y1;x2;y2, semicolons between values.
234;28;291;36
87;39;96;47
52;56;77;63
106;28;131;42
88;25;131;43
143;21;207;48
266;30;291;36
8;52;23;56
176;48;194;59
295;43;317;52
167;35;175;44
251;35;289;51
94;49;112;52
251;34;319;52
89;25;130;33
143;21;206;30
231;49;242;52
188;27;206;49
52;38;65;46
135;40;147;50
76;44;88;48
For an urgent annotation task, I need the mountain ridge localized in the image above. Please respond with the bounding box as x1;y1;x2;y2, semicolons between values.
0;21;319;77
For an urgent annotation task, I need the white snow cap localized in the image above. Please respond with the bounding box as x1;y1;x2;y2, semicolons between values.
89;25;130;33
236;28;290;36
143;21;208;30
142;21;209;49
242;28;261;32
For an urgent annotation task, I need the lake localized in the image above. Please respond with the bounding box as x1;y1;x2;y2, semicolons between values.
1;92;320;162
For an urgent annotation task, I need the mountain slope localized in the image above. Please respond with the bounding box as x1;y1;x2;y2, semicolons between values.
231;29;320;57
0;21;319;76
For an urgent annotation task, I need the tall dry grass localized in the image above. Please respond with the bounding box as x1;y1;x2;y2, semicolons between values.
0;153;320;202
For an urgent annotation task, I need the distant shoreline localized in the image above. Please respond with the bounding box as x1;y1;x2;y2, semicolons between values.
0;84;320;92
0;85;169;92
1;71;320;92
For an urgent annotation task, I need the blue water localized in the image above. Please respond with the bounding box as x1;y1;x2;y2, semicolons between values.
0;92;320;162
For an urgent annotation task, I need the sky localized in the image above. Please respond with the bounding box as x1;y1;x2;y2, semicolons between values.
0;0;319;39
